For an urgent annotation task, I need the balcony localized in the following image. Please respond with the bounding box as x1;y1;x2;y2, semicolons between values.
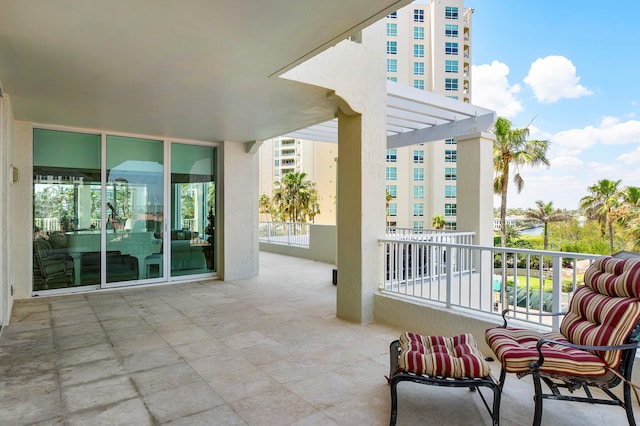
0;251;635;424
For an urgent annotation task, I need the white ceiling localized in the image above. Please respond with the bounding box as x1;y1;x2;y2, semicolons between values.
0;0;411;143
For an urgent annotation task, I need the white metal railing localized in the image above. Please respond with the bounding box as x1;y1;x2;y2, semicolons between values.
259;222;310;247
386;227;475;245
380;237;601;331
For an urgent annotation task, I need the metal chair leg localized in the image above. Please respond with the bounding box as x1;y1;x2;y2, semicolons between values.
532;371;543;426
491;383;501;426
624;381;637;426
390;377;399;426
498;367;507;391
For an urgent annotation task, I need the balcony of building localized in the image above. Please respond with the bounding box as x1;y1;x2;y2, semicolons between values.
1;251;634;425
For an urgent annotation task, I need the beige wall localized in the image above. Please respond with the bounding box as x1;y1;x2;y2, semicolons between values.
259;224;336;265
0;95;15;324
374;292;500;354
10;121;32;302
219;141;260;281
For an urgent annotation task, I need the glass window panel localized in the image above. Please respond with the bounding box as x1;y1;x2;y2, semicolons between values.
33;129;102;290
171;143;217;276
105;135;164;283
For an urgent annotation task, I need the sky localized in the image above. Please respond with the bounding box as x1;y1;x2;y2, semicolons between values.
466;0;640;210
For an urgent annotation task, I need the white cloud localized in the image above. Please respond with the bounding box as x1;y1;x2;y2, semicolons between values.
550;117;640;157
524;56;592;103
617;146;640;165
549;155;583;168
471;61;523;118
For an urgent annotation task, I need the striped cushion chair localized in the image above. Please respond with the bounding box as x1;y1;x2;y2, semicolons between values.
388;332;500;425
486;256;640;426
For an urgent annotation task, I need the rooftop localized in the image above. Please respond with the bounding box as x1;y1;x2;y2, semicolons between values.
0;252;632;424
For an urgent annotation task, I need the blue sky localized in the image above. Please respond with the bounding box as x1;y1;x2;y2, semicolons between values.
467;0;640;210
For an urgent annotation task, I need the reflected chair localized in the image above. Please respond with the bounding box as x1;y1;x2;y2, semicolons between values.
33;238;74;288
486;256;640;425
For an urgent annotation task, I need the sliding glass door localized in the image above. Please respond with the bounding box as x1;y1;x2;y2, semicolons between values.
33;129;217;292
33;129;102;290
104;135;164;286
170;143;216;277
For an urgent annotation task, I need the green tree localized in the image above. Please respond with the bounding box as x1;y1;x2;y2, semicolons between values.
259;194;275;222
524;200;568;250
181;185;195;222
504;223;522;245
579;179;622;255
272;172;319;223
493;117;550;247
431;214;446;230
615;185;640;226
386;189;394;226
616;185;640;250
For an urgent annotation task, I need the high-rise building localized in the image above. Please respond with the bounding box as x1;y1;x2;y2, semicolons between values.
258;137;337;225
259;0;472;229
385;0;473;230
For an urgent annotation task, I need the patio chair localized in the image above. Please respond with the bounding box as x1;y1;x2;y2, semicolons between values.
486;256;640;425
33;238;74;288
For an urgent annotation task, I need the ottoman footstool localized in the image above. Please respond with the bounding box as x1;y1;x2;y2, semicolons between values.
387;332;500;425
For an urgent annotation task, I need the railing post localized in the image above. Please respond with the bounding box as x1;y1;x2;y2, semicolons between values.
446;247;453;308
552;256;562;331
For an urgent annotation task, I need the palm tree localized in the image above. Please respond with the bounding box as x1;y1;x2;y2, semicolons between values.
431;214;446;230
493;117;550;247
272;172;318;223
385;189;394;226
615;186;640;226
259;194;275;222
524;200;568;250
579;179;622;255
619;186;640;250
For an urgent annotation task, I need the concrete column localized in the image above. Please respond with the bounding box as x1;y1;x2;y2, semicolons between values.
456;131;495;248
12;120;33;301
0;94;10;324
279;22;388;323
219;141;259;281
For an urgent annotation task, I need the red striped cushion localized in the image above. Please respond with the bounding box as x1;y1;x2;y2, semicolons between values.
485;327;606;376
560;284;640;368
398;332;490;378
584;256;640;297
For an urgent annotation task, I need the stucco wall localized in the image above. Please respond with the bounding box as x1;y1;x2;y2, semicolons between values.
0;95;15;323
219;141;260;281
259;224;336;265
11;120;33;301
374;292;502;355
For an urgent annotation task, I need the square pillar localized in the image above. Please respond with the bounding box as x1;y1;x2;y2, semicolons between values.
219;141;259;280
456;131;495;247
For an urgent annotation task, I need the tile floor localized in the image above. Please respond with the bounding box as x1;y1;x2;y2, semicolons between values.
0;252;635;425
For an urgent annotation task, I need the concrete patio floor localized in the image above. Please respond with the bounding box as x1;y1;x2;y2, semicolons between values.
0;252;635;425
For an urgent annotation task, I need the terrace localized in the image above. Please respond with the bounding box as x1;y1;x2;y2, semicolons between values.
0;252;633;425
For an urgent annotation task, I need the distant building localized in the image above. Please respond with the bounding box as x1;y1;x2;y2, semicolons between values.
259;0;474;229
384;0;473;230
259;137;337;225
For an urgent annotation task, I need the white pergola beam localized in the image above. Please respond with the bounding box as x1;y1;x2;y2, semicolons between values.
282;81;496;147
387;112;496;148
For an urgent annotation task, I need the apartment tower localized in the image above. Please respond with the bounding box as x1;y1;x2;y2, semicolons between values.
259;0;472;229
385;0;472;229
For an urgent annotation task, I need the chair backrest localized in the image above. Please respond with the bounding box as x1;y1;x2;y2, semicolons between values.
33;238;53;260
560;256;640;369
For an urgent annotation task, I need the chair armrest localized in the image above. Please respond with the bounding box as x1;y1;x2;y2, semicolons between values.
500;308;566;328
531;337;640;371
